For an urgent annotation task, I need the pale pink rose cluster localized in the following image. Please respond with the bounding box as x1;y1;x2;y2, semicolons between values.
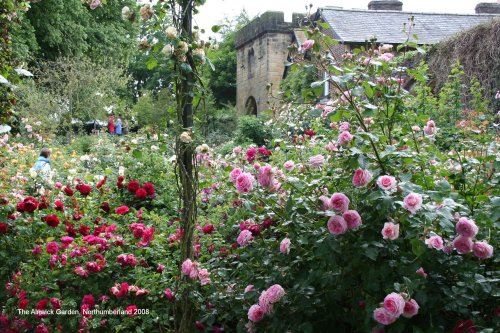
381;222;399;240
338;130;354;145
237;229;254;247
373;292;419;326
423;120;437;137
235;172;255;194
257;164;276;188
181;259;211;285
352;168;373;187
309;154;325;168
283;160;295;171
247;284;285;324
321;192;363;236
402;192;423;214
377;175;397;191
451;217;493;259
279;237;291;254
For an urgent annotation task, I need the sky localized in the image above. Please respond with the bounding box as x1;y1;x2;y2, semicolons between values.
192;0;496;36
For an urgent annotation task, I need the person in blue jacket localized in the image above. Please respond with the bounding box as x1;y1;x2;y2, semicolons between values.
116;115;123;136
32;148;51;173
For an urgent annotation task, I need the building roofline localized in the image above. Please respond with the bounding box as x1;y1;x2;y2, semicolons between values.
318;7;500;17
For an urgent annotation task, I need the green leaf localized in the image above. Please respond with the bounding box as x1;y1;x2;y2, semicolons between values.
146;58;158;70
211;25;221;33
411;239;425;257
132;149;142;159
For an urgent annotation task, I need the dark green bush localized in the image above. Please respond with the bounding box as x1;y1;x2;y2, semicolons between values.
235;115;271;146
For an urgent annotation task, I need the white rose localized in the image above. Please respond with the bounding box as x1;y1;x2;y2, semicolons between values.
177;41;189;54
165;26;177;39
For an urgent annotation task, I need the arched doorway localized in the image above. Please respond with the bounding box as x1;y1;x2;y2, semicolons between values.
245;96;257;115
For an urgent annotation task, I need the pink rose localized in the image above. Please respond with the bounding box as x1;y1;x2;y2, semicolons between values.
302;39;315;51
456;217;478;238
383;292;405;317
381;222;399;240
237;229;253;247
283;160;295;171
309;154;325;168
265;284;285;303
257;165;275;188
248;304;265;322
244;285;254;293
453;235;473;254
280;238;291;254
181;259;195;276
327;215;348;236
235;172;254;194
343;210;362;229
425;235;444;250
338;131;354;145
472;241;493;259
376;175;397;191
403;192;423;214
164;288;175;301
258;292;273;313
416;267;427;279
198;268;211;286
373;307;397;325
411;125;420;132
330;192;350;213
402;299;419;318
229;168;242;183
352;168;372;187
46;242;59;255
318;195;333;211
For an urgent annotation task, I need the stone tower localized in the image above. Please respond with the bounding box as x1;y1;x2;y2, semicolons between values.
235;12;297;115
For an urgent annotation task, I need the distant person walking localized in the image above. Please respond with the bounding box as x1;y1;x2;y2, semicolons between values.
108;114;115;135
116;115;123;136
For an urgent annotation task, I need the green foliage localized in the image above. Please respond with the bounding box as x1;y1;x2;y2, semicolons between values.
280;64;318;103
132;90;175;130
235;115;271;146
13;0;138;62
14;58;130;136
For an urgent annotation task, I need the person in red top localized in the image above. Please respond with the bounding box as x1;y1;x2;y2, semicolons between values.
108;114;115;134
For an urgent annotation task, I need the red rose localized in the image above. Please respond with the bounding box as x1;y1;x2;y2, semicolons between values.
96;176;107;189
202;224;215;235
50;298;61;309
100;202;110;213
142;182;155;195
115;206;130;215
44;215;60;228
66;223;77;236
35;323;48;333
54;200;64;211
246;148;257;163
38;197;50;210
126;305;137;317
453;320;477;333
0;223;7;234
79;225;91;236
82;294;95;308
127;180;140;193
19;299;29;309
64;186;74;196
36;299;48;310
76;183;92;196
117;176;124;188
19;196;38;212
195;321;205;331
135;188;148;200
304;129;316;136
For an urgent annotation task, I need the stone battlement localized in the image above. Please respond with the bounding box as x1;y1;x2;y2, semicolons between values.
235;11;303;49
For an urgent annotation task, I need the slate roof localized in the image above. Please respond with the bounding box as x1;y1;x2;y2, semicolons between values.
319;8;499;44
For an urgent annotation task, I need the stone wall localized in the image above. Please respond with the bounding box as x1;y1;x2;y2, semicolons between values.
236;12;296;115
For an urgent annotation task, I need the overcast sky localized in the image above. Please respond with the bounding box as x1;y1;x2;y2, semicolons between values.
193;0;496;34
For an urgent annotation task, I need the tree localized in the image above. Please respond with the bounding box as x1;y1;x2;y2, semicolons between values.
205;10;250;107
11;0;138;62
